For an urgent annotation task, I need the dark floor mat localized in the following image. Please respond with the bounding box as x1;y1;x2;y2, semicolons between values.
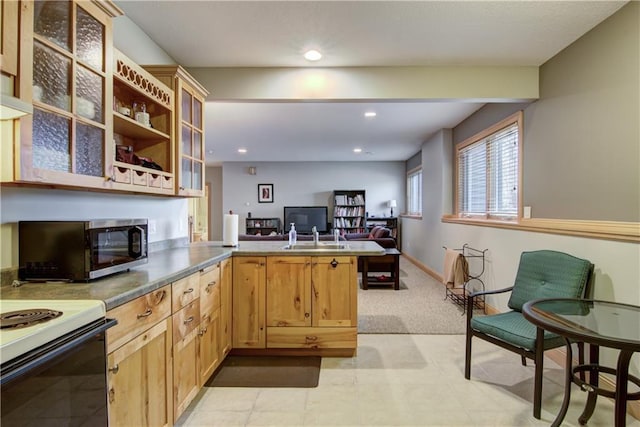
205;355;321;388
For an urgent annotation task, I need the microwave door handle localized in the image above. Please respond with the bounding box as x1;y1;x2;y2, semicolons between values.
128;226;145;258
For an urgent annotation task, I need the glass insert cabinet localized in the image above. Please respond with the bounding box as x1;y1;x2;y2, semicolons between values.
143;65;209;197
18;0;119;189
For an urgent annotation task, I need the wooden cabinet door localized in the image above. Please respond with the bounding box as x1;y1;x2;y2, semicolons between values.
1;0;19;77
266;256;311;327
18;0;117;188
311;256;357;327
219;258;233;357
172;300;200;422
198;308;220;387
232;256;266;348
107;318;173;427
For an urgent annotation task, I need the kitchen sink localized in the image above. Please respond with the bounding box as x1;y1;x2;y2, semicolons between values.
283;243;349;250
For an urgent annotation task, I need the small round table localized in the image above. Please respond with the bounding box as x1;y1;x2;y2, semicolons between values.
522;299;640;427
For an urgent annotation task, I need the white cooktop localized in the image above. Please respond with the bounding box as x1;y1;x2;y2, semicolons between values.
0;300;106;365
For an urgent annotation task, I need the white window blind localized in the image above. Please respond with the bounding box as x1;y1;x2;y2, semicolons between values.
407;168;422;215
457;120;519;219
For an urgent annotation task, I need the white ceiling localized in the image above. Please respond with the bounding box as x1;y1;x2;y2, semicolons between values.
115;1;626;164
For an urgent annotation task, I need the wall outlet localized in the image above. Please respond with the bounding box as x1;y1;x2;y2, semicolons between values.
148;219;157;235
523;206;532;219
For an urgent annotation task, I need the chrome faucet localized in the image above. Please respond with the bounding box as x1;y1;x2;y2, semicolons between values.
312;226;319;244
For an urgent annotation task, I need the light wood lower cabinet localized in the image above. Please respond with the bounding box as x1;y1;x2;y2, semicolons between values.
234;255;357;352
198;263;222;386
219;258;233;358
266;256;357;350
232;256;266;348
106;286;173;427
171;273;201;423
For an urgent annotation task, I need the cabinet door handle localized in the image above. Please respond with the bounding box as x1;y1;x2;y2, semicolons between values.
331;259;338;268
199;326;207;336
108;387;116;403
109;364;119;374
184;316;194;324
206;281;215;292
305;335;318;341
184;287;194;294
305;312;310;318
137;308;153;319
154;289;167;304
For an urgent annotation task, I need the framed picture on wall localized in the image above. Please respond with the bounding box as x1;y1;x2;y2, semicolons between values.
258;184;274;203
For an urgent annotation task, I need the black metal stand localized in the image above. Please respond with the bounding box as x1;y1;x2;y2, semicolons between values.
443;244;488;313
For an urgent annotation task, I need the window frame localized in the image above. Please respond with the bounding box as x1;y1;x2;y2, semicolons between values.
454;111;523;222
405;166;422;217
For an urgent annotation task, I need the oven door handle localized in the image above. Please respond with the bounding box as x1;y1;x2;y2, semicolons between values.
0;318;117;386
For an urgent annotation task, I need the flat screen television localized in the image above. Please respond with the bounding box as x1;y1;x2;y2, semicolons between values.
283;206;328;234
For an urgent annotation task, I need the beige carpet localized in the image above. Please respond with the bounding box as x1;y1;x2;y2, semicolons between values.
358;256;469;334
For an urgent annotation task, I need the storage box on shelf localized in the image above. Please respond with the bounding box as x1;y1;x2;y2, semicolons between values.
111;49;175;195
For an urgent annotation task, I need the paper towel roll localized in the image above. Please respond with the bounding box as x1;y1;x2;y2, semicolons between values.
223;214;239;247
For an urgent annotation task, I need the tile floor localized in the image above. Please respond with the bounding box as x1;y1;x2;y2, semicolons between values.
176;334;640;426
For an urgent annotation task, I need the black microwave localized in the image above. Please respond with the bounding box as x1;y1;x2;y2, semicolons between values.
19;219;148;282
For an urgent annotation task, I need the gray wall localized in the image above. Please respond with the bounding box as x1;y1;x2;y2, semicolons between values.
526;3;638;221
221;161;405;234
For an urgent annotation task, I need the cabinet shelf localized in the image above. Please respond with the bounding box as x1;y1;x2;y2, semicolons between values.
113;112;170;142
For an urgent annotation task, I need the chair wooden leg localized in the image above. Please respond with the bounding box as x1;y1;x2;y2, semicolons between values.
533;328;544;419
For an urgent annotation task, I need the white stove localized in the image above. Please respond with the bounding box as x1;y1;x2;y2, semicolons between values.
0;299;106;365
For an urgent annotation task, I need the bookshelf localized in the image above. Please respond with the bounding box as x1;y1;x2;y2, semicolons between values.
333;190;366;235
245;218;281;236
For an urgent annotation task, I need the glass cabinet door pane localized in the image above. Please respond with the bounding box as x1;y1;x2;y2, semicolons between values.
76;6;104;70
194;161;202;190
33;42;71;111
32;109;71;172
76;123;104;176
182;158;192;189
76;66;103;122
182;89;192;123
193;98;202;128
182;125;192;157
194;131;202;159
34;0;71;51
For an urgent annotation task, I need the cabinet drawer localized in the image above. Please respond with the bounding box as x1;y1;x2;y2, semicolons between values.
132;170;147;186
200;264;220;318
266;327;357;349
148;173;162;188
172;273;200;312
113;166;131;184
106;285;171;352
173;300;200;344
162;175;173;189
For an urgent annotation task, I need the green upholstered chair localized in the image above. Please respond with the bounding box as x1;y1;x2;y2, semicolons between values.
464;250;594;419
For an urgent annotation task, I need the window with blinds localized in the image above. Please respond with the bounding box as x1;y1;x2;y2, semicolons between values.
456;112;522;220
407;167;422;216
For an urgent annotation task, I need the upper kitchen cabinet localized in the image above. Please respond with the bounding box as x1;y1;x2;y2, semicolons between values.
142;65;209;197
15;0;122;188
1;0;20;77
111;49;175;195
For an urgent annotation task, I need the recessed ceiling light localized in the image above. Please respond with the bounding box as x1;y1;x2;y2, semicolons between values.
353;148;362;153
364;112;377;118
304;49;322;61
238;148;247;153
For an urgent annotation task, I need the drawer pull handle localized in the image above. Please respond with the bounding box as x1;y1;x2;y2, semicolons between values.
108;387;115;403
109;364;119;374
137;309;153;319
199;326;208;336
184;316;194;324
305;336;318;341
184;288;194;294
206;281;215;292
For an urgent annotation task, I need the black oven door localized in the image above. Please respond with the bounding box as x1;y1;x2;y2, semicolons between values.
1;318;116;427
89;225;147;271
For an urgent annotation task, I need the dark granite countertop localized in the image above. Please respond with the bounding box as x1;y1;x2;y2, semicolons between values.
0;241;384;310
